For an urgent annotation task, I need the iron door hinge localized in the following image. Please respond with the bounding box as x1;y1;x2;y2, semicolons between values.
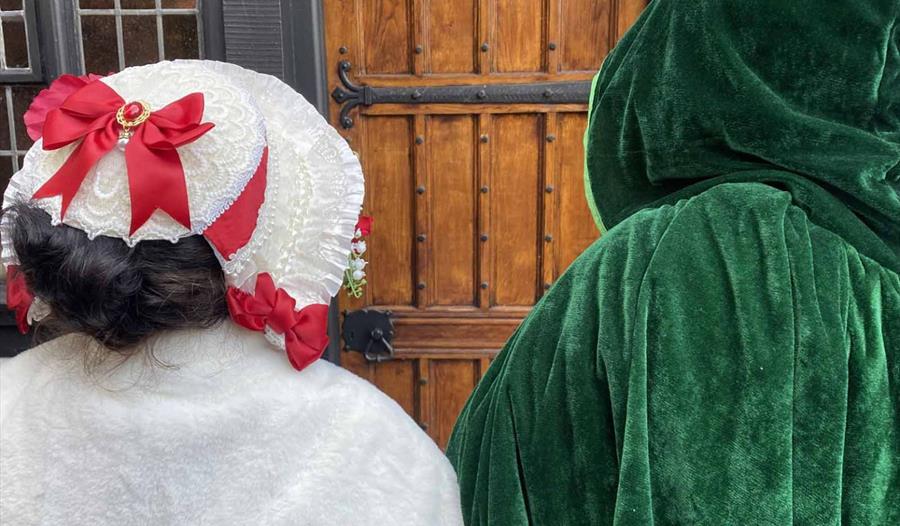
331;61;592;129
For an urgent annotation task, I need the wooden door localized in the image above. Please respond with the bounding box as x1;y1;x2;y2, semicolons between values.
324;0;648;448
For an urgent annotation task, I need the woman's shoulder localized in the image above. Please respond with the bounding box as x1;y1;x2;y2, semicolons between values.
570;182;818;274
0;335;81;384
278;359;444;455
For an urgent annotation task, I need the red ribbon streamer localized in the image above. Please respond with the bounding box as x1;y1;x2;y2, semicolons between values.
32;79;214;235
226;273;329;371
203;148;268;259
5;265;34;334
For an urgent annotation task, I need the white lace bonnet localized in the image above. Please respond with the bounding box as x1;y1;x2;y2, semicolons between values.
1;60;364;370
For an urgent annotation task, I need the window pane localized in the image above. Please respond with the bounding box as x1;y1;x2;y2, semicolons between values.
0;156;13;194
2;17;29;68
161;0;197;7
79;0;113;8
122;15;159;66
121;0;155;8
81;15;119;73
0;89;9;150
0;0;22;11
12;86;40;151
163;15;199;60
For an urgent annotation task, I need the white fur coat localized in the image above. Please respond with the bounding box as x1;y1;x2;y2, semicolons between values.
0;323;463;525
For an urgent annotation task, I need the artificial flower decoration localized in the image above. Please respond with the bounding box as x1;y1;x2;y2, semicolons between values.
23;74;106;141
356;215;373;237
344;215;373;298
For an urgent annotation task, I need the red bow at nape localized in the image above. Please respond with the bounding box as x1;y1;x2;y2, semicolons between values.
6;266;34;334
226;273;330;371
32;79;214;235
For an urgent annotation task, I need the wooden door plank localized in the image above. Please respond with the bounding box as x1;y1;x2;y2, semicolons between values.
424;0;478;74
429;359;481;448
426;115;479;306
361;0;414;74
555;112;598;275
559;0;612;72
374;359;419;417
491;0;546;73
490;114;542;307
364;116;416;307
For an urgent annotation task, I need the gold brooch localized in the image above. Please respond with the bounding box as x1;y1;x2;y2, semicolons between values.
116;101;151;140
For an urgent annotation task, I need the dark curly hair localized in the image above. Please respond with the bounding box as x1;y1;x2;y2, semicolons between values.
3;202;229;360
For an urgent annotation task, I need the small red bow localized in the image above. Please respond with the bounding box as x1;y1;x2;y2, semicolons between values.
226;273;329;371
5;266;34;334
32;79;214;235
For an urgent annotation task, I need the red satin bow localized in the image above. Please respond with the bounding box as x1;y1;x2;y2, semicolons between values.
32;79;214;235
5;266;34;334
226;273;329;371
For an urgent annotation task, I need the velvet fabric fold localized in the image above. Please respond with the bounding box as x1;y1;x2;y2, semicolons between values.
448;0;899;523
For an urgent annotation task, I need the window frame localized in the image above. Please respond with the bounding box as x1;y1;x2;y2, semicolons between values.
0;1;44;83
74;0;208;73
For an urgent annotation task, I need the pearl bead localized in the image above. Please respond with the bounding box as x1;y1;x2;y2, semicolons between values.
117;137;129;151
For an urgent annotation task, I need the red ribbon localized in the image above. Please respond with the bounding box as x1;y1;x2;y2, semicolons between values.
32;79;214;235
226;273;329;371
5;266;34;334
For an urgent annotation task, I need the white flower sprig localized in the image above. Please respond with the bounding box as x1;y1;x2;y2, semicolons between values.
344;216;372;299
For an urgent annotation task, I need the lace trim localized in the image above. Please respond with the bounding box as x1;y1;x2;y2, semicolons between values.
264;326;287;350
1;169;29;266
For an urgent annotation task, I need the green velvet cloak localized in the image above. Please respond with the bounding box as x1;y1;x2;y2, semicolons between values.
447;1;899;524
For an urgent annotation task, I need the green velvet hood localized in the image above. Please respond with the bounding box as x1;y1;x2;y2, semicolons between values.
585;0;899;267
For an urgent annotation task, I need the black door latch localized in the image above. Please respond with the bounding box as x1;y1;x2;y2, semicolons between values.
342;309;395;362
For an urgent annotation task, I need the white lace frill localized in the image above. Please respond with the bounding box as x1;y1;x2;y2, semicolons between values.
1;173;26;266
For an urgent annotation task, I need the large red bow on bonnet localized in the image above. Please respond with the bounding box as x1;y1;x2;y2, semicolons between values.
30;79;214;234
